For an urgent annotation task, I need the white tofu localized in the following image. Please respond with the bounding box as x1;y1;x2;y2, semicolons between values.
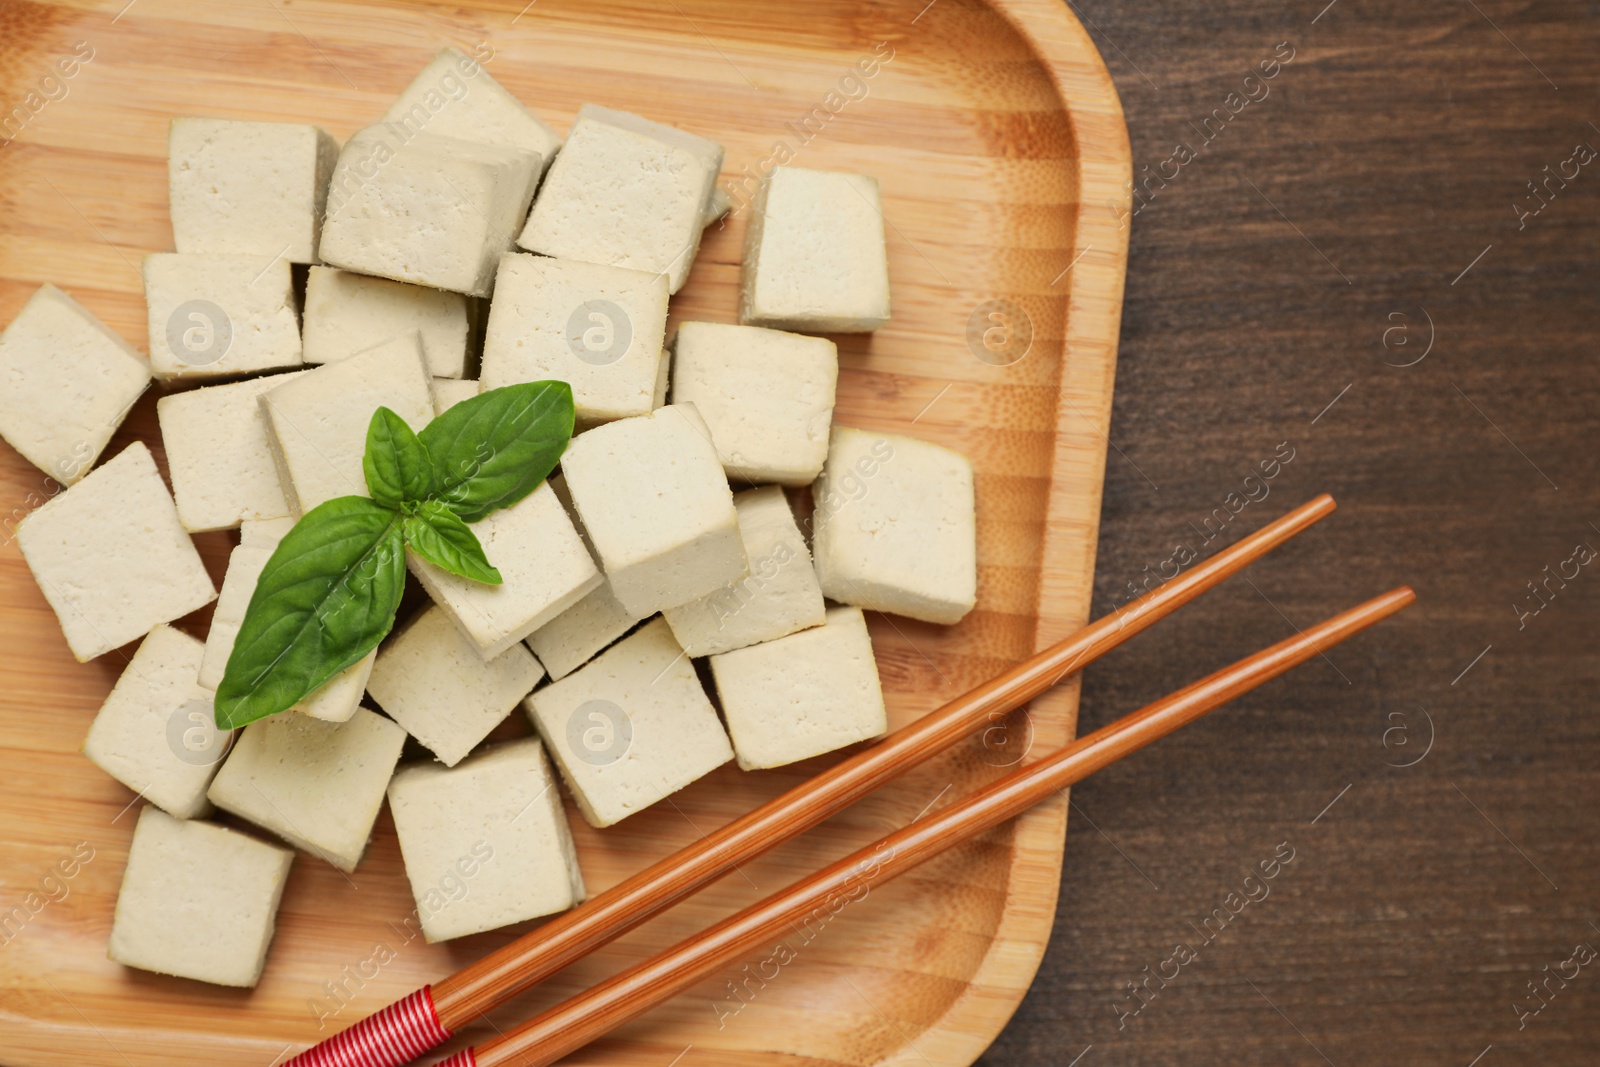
157;370;308;532
195;547;271;689
812;427;977;625
478;253;668;424
663;486;824;656
710;606;887;770
82;625;232;820
518;106;723;293
292;655;377;724
17;443;215;661
168;117;340;264
559;404;746;615
525;618;733;827
669;321;837;486
431;376;480;414
524;580;646;681
387;738;583;941
302;267;472;378
108;807;293;988
382;47;561;175
582;103;723;188
0;284;150;485
409;482;601;659
369;604;545;766
143;252;303;381
198;544;373;723
207;706;406;872
319;126;540;298
238;516;295;548
739;166;890;332
260;332;434;513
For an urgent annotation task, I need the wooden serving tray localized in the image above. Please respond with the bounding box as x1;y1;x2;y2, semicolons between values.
0;1;1130;1064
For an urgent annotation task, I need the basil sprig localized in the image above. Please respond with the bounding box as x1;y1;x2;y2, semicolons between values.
215;381;575;729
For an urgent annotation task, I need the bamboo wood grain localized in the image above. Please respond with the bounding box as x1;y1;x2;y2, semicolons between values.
462;586;1417;1067
0;2;1133;1064
424;496;1334;1034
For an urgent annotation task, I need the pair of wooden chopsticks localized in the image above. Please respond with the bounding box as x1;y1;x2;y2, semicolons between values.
290;494;1414;1067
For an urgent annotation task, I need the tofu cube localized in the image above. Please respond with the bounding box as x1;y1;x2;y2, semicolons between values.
669;321;837;486
207;706;407;871
168;117;340;264
479;254;668;424
710;606;886;770
82;625;232;820
319;126;540;298
157;370;308;532
518;105;723;293
387;738;584;941
663;486;824;656
431;377;480;414
812;427;976;625
580;104;722;192
739;166;890;332
559;404;746;615
290;655;377;724
525;618;733;827
409;482;601;659
108;807;293;987
0;284;150;484
17;443;215;661
524;579;646;681
198;544;373;723
260;332;434;513
382;47;561;174
368;604;546;767
239;516;294;548
196;546;270;690
302;267;472;378
143;252;303;381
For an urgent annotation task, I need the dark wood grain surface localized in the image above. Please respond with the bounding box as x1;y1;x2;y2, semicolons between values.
981;2;1600;1064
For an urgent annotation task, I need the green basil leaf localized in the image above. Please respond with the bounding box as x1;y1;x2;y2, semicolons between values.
403;499;503;585
419;381;574;523
363;406;435;509
214;496;406;729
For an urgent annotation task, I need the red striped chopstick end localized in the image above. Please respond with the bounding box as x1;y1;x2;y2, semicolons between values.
286;986;452;1067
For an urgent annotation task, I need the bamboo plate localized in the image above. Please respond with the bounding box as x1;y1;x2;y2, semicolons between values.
0;1;1130;1064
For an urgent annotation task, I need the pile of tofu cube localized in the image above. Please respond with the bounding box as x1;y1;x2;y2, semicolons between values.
0;48;978;988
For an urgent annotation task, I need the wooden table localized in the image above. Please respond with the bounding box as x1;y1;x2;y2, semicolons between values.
981;3;1600;1064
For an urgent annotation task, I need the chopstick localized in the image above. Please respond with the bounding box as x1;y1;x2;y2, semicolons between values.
286;494;1335;1067
448;585;1416;1067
